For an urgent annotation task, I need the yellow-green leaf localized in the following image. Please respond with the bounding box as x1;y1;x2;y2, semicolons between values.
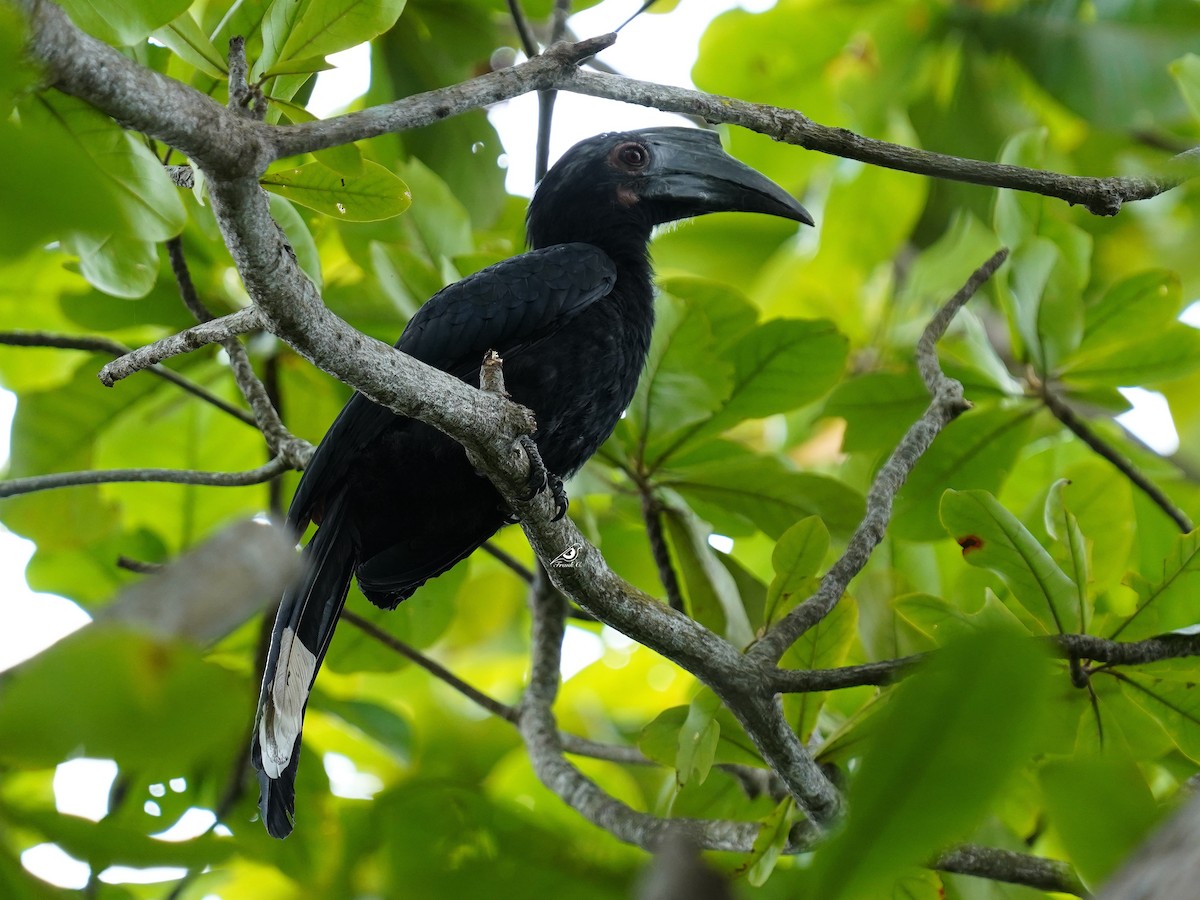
261;160;411;221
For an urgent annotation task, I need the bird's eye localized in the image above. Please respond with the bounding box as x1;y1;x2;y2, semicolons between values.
614;142;649;170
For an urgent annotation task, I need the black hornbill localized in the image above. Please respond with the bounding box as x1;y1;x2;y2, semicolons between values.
252;127;813;837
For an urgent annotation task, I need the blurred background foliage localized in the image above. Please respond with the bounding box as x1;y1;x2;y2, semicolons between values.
2;0;1200;896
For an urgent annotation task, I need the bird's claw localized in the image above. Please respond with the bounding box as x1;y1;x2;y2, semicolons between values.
516;435;569;520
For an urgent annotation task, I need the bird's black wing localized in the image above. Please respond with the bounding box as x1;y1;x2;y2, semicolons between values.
253;242;614;837
287;242;616;529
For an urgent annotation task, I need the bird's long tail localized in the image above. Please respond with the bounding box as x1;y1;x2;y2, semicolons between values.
251;492;356;838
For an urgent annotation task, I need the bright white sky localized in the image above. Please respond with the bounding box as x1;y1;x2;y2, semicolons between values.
3;0;1188;888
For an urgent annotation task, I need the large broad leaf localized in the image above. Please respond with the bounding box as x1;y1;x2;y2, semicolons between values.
0;626;249;772
662;502;754;647
659;443;865;540
892;404;1038;541
1039;753;1160;887
0;120;123;261
823;370;931;455
649;318;848;467
675;688;722;788
261;160;412;222
806;629;1054;899
1112;528;1200;641
622;292;732;464
25;93;186;244
1061;320;1200;386
56;0;193;45
63;231;160;300
0;801;234;872
1118;661;1200;762
1078;270;1183;356
941;489;1081;635
256;0;407;79
958;1;1200;128
151;10;228;78
1043;480;1091;635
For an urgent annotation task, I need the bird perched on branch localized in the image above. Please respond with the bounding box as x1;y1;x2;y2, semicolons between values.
252;127;813;837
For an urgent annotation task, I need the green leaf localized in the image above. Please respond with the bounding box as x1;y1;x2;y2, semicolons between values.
652;318;848;466
1172;53;1200;120
313;693;413;762
1007;236;1085;375
639;706;764;771
257;0;407;79
1078;270;1182;356
1113;528;1200;641
941;489;1080;634
1039;754;1160;887
24;93;186;244
57;0;193;45
823;370;931;454
661;443;865;540
742;797;793;887
1044;480;1091;635
624;293;732;463
151;11;228;78
63;231;159;299
1062;320;1200;386
961;3;1198;128
0;801;234;871
0;626;249;771
1119;662;1200;762
662;502;754;647
781;597;857;744
262;54;337;78
268;193;323;289
893;405;1038;541
764;516;830;627
808;629;1054;899
262;160;412;221
676;689;722;788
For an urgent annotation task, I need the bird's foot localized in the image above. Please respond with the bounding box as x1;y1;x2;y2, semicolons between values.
516;435;569;521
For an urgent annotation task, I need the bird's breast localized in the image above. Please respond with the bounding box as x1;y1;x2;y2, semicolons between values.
502;290;652;477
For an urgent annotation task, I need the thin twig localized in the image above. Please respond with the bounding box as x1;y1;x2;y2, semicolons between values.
341;609;656;766
1041;387;1192;533
0;330;256;427
481;541;535;583
98;307;265;387
0;456;291;498
772;632;1200;694
166;239;311;466
639;487;685;612
751;249;1008;665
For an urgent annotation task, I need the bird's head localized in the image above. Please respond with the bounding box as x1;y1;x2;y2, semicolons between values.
526;127;813;250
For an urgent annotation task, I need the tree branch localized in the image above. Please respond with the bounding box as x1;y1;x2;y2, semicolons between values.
517;550;821;853
97;307;265;387
934;844;1085;896
0;456;291;498
166;238;312;467
0;330;256;427
558;69;1185;216
1040;386;1192;534
751;249;1007;665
